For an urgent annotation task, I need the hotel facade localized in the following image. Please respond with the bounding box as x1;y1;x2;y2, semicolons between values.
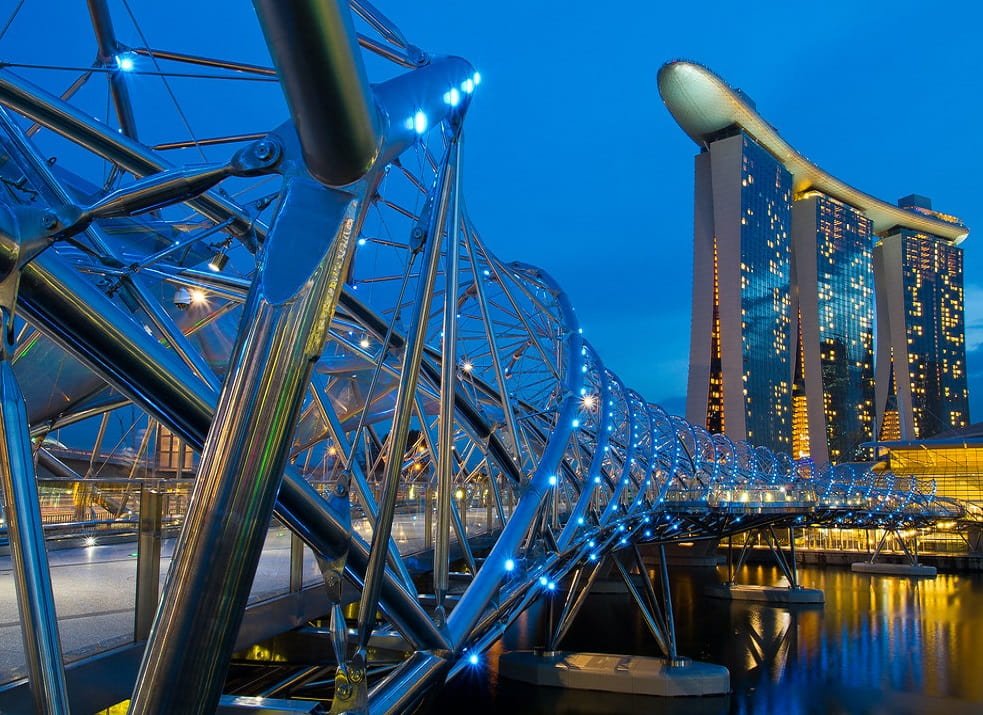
658;61;969;462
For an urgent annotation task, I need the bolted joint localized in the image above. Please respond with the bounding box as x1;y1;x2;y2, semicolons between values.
40;212;59;231
230;138;283;176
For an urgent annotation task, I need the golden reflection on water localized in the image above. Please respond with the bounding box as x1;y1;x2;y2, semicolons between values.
719;565;983;707
436;565;983;714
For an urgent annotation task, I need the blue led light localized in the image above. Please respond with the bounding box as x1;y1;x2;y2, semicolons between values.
462;78;475;94
473;72;482;85
357;237;367;246
505;558;515;572
577;516;585;525
547;581;556;591
413;110;427;134
539;576;548;586
116;54;135;72
468;653;479;665
572;419;580;428
548;474;557;486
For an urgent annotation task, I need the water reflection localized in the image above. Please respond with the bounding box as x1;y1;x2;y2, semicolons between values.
435;565;983;714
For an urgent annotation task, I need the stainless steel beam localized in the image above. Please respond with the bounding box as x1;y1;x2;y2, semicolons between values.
129;177;360;714
434;140;462;613
0;356;70;714
253;0;381;186
86;0;138;139
15;245;447;653
355;137;458;652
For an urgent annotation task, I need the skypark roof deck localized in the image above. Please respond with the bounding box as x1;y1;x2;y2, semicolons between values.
657;60;968;244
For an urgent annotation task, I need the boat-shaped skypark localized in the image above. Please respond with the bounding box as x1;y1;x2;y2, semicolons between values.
658;60;966;242
658;60;970;463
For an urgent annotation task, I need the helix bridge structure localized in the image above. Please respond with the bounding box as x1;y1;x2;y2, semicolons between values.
0;1;965;713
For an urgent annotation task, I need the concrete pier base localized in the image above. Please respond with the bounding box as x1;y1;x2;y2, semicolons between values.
704;584;825;604
851;562;937;577
498;650;730;697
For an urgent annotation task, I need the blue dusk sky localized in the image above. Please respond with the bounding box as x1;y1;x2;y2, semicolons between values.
2;1;982;420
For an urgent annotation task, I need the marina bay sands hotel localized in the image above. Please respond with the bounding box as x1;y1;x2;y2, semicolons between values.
659;61;970;463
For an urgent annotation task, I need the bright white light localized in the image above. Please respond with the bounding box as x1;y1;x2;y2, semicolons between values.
413;110;427;134
189;288;208;305
460;360;473;373
357;237;367;247
581;394;597;410
505;558;515;572
84;536;97;547
359;336;370;349
116;54;135;72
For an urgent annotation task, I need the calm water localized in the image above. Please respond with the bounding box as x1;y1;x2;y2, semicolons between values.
434;565;983;715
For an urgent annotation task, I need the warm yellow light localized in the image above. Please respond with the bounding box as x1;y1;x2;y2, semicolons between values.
455;489;464;500
461;360;473;373
189;288;208;305
581;394;597;410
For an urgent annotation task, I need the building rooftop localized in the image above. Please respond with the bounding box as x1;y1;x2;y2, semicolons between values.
657;60;968;244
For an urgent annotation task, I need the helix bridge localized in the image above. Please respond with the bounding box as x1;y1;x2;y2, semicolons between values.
0;1;965;713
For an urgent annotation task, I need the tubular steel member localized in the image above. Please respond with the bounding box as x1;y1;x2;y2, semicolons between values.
16;234;448;654
435;139;463;618
86;0;138;139
0;203;70;712
253;0;382;186
352;134;461;695
446;269;585;650
128;129;363;713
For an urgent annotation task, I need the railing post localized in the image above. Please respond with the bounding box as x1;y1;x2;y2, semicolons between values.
290;532;305;593
135;484;162;641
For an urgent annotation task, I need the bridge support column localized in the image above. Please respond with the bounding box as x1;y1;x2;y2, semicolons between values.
709;526;825;604
851;528;937;577
501;547;728;696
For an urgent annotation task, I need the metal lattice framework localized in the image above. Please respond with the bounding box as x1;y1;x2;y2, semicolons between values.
0;2;964;713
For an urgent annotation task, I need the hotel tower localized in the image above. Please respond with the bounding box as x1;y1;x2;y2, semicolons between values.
658;61;969;461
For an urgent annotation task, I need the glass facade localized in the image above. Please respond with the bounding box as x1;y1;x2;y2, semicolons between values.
738;134;792;451
707;238;724;433
812;195;874;461
898;231;969;437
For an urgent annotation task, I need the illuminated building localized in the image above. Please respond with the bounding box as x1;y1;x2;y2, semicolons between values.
683;126;793;452
874;195;970;439
792;193;874;463
659;60;969;460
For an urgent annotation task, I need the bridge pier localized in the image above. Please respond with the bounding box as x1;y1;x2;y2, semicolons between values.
707;527;825;605
851;528;937;577
500;545;729;697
